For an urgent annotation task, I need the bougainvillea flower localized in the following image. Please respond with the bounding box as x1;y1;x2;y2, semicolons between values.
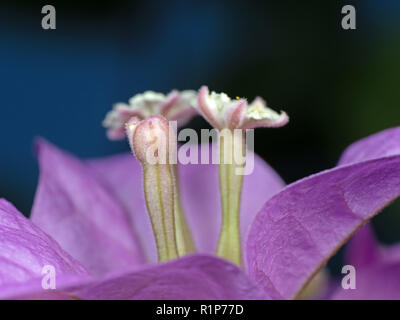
1;85;400;299
197;86;288;130
103;90;197;140
196;86;289;265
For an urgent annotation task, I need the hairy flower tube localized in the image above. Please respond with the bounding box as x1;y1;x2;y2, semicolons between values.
197;86;288;265
103;90;198;260
125;115;194;260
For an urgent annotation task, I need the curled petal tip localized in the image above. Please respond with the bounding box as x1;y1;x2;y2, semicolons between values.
242;111;289;129
265;110;289;128
160;91;180;116
241;97;289;129
225;99;247;130
197;86;228;130
197;86;209;112
199;85;209;94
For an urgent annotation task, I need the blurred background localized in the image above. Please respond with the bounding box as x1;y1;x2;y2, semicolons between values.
0;0;399;272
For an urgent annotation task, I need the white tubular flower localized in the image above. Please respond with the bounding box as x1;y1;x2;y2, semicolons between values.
103;90;197;140
196;85;288;266
197;86;288;130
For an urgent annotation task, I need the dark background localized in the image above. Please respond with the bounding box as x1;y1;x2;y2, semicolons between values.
1;0;399;266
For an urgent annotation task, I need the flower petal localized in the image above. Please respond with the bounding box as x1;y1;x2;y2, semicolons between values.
329;231;400;300
338;127;400;267
331;260;400;300
88;147;285;263
197;86;224;129
241;111;289;129
166;90;199;127
383;243;400;263
246;155;400;299
103;103;146;140
87;153;155;262
345;225;381;268
0;199;88;298
0;274;92;300
241;97;289;129
73;254;269;299
338;126;400;166
161;90;198;125
31;139;144;275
